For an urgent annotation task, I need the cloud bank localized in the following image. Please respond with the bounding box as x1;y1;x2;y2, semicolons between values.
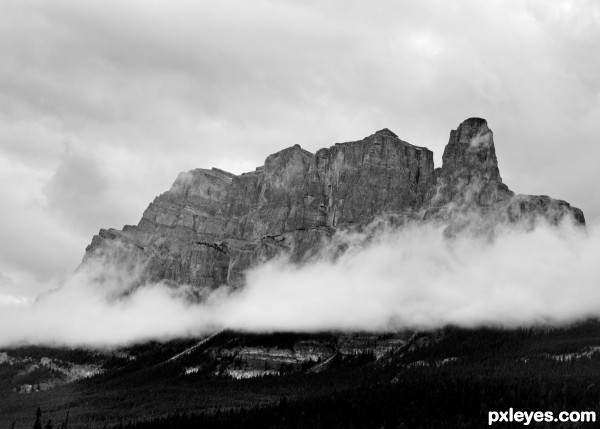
0;219;598;348
1;0;600;299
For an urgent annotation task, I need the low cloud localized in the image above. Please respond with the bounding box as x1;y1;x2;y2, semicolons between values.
0;218;598;348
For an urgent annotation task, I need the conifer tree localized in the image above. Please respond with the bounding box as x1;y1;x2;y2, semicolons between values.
33;408;42;429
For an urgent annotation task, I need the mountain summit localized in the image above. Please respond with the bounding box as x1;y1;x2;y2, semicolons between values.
84;119;585;291
435;117;508;205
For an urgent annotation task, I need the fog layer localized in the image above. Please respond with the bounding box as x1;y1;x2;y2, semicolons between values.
0;218;597;348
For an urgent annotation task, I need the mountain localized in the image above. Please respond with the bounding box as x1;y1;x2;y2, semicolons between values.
0;119;594;428
84;118;585;291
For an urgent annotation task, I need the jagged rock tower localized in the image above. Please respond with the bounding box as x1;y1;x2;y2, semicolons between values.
429;117;512;206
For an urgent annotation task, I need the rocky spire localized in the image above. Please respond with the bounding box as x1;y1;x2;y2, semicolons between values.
430;117;513;207
441;117;500;182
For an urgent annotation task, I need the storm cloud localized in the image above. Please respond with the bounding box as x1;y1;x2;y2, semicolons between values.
0;0;599;302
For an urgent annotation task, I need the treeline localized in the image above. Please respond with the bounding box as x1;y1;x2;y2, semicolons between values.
115;369;600;429
16;322;600;428
26;408;69;429
109;324;600;429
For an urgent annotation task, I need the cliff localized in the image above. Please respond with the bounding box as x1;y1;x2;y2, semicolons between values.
84;118;585;291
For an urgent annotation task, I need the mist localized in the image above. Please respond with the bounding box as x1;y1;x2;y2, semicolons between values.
0;218;598;348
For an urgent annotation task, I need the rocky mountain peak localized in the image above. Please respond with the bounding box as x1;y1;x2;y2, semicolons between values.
430;117;509;208
442;117;498;178
374;128;398;138
84;118;585;293
454;117;489;141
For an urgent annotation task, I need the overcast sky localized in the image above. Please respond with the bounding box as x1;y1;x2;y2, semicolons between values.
1;0;599;298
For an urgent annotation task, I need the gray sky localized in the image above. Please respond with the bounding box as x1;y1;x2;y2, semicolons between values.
1;0;599;298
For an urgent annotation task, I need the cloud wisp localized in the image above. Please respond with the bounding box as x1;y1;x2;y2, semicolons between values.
0;218;597;348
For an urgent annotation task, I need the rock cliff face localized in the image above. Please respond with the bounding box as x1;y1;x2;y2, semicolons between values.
84;118;585;291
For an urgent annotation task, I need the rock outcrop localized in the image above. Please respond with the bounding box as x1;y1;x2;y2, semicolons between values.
427;117;512;207
84;118;585;292
423;118;585;230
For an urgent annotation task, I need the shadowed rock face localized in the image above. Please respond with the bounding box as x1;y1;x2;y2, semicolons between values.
84;118;585;292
